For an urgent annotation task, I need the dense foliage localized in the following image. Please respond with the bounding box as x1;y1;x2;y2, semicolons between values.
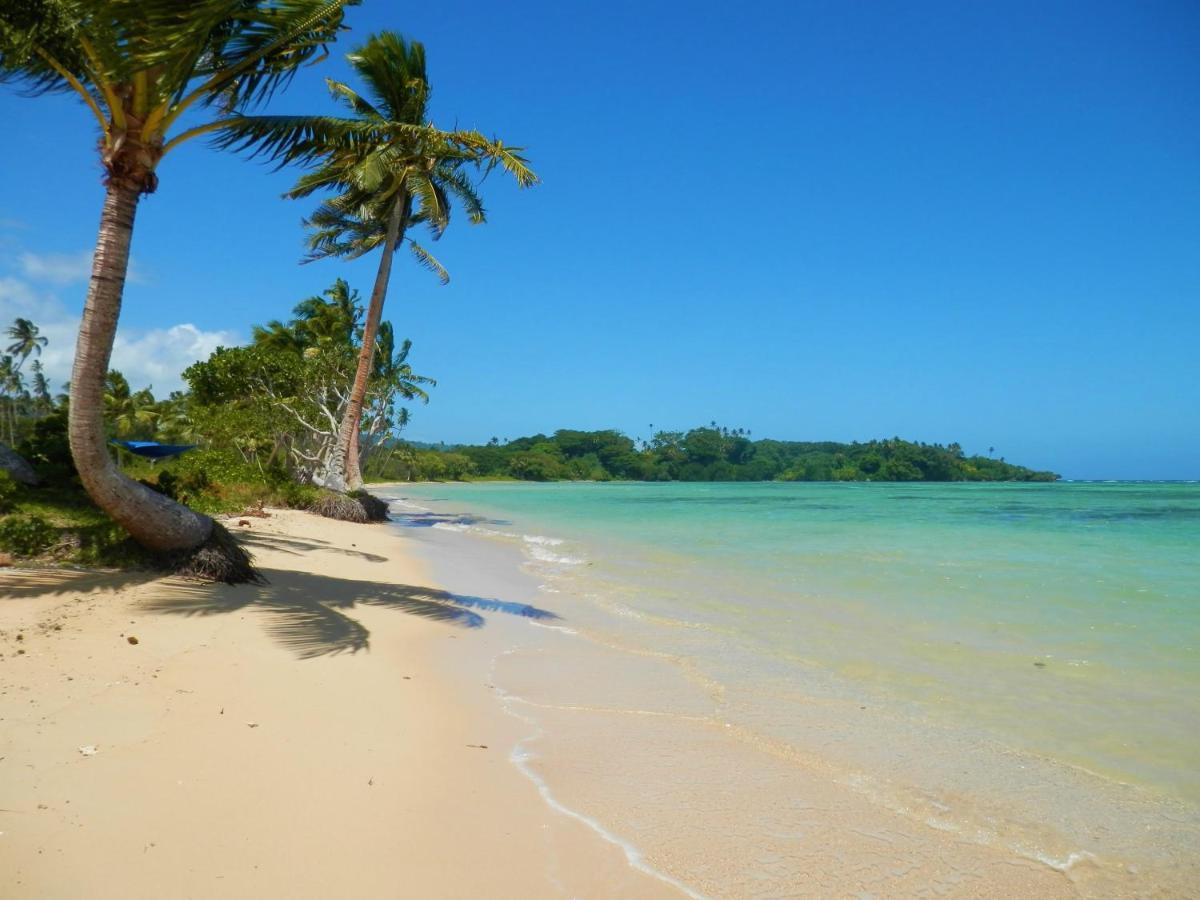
0;292;431;564
0;5;542;578
185;278;432;483
1;318;53;447
368;428;1059;483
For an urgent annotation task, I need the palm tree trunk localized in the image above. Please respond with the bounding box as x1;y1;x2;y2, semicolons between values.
327;191;409;492
348;425;361;483
69;183;214;552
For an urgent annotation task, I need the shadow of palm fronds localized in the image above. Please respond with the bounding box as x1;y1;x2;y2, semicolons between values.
259;596;372;659
234;530;389;563
139;568;558;659
1;567;160;599
137;582;255;617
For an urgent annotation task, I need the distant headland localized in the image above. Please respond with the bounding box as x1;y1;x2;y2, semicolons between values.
370;428;1060;483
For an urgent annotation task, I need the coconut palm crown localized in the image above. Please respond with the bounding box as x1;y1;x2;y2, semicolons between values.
5;318;47;370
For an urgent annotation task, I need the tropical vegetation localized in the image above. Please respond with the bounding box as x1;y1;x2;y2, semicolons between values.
0;0;361;580
217;31;537;491
0;4;1057;581
368;428;1060;483
0;4;535;580
0;283;436;563
186;278;433;483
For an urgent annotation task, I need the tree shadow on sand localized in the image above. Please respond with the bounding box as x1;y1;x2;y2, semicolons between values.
234;530;390;563
137;567;560;659
1;567;161;599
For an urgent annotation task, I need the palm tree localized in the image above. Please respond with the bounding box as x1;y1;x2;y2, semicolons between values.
30;360;52;414
219;31;537;490
253;278;360;351
373;322;434;405
104;370;158;439
0;0;353;580
0;355;22;444
356;320;434;469
154;391;196;444
5;318;47;371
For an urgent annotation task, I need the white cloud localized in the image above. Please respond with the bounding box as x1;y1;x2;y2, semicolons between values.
0;275;238;395
111;324;238;394
18;250;92;285
18;249;149;286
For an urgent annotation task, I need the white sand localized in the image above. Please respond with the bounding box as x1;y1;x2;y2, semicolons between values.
0;509;677;898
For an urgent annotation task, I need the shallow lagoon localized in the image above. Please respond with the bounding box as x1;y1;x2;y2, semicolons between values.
392;481;1200;895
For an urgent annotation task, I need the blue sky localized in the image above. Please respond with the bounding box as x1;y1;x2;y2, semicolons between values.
1;1;1197;479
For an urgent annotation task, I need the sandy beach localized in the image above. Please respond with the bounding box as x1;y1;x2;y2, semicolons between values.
0;509;676;899
4;499;1186;897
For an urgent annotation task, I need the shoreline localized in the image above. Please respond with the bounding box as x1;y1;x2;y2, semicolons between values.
383;482;1200;898
388;492;1076;897
0;508;677;898
5;488;1196;897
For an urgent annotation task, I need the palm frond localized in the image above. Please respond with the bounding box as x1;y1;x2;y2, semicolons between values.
406;169;445;234
213;114;386;169
407;238;449;285
346;31;427;122
326;76;384;120
434;164;486;224
191;0;357;112
451;130;539;187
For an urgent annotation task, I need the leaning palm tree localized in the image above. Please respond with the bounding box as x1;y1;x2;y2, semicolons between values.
0;0;354;580
218;31;537;490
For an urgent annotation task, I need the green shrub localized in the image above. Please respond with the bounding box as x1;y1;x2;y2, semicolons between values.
180;466;211;490
277;480;320;510
0;513;57;557
0;470;18;513
17;411;77;484
172;448;263;488
155;469;180;500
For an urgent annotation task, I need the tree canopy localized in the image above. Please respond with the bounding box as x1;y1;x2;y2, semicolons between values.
371;428;1059;483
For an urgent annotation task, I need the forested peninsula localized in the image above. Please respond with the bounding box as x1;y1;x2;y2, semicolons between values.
368;429;1059;483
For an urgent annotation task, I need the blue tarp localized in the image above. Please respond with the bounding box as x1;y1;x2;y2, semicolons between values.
111;440;196;459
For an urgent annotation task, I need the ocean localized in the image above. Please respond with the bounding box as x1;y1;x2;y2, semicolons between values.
384;481;1200;896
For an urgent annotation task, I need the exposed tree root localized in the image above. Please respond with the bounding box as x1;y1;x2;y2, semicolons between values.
310;489;390;523
310;490;369;523
350;490;390;522
170;522;266;585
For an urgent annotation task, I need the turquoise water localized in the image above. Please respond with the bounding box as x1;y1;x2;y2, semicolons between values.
393;481;1200;889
